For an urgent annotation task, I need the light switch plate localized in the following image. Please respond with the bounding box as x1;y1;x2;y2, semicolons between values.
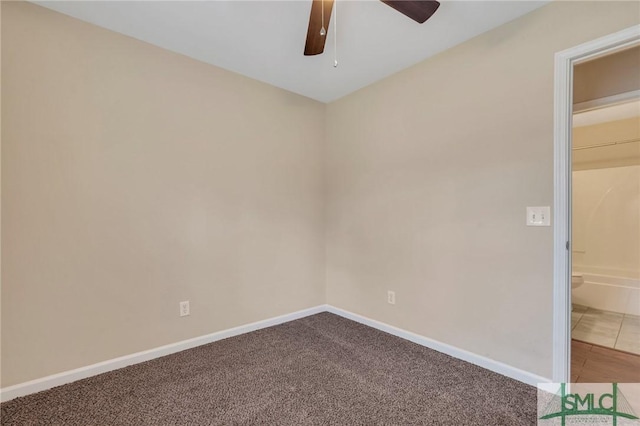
527;206;550;226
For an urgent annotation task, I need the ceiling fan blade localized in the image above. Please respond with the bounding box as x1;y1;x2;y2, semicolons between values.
380;0;440;24
304;0;334;56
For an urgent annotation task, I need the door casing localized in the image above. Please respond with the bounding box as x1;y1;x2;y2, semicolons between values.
552;25;640;383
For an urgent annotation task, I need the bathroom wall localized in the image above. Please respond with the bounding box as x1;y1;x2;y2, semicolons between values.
572;164;640;314
574;45;640;104
573;117;640;171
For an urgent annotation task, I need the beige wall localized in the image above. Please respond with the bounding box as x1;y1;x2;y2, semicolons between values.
325;1;640;378
572;118;640;315
1;2;325;387
572;165;640;279
573;117;640;170
574;46;640;104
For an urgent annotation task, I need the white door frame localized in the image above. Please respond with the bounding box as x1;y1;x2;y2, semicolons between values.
552;25;640;383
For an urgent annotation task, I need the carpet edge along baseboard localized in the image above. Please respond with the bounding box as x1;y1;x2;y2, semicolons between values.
0;304;549;402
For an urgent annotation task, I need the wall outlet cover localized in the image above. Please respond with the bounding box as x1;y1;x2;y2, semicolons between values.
179;301;190;317
387;291;396;305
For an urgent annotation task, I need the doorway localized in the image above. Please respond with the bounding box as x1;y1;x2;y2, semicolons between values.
553;25;640;384
570;51;640;380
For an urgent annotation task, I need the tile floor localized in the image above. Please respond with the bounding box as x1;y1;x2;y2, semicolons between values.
572;304;640;355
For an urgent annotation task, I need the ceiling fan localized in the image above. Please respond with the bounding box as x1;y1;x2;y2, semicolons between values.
304;0;441;56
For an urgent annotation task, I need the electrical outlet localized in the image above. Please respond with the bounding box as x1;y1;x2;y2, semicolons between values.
179;301;190;317
387;291;396;305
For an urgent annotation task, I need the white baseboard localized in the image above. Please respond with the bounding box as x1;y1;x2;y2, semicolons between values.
0;305;327;402
325;305;551;387
2;303;549;402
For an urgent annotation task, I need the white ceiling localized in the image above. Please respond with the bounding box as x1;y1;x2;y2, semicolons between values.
34;0;549;103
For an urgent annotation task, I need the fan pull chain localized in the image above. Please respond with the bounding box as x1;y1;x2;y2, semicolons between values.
320;0;326;36
333;0;338;67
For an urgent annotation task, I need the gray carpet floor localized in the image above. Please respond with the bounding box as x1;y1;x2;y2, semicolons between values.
1;312;537;425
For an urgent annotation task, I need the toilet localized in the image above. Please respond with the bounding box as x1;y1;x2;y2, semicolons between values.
571;272;584;289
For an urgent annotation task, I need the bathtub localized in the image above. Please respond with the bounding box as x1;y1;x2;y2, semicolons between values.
571;270;640;315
